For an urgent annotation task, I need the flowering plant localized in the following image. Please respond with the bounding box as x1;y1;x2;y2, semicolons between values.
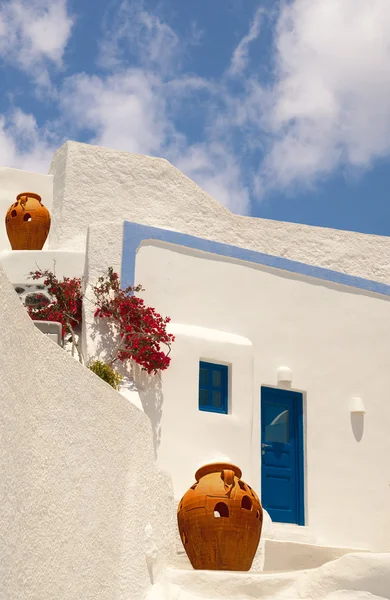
27;267;174;374
93;267;174;374
28;269;83;361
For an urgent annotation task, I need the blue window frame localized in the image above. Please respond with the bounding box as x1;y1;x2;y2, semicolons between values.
199;361;228;414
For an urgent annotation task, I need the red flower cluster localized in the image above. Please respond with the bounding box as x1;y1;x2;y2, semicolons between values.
93;268;174;374
26;267;174;375
28;270;82;338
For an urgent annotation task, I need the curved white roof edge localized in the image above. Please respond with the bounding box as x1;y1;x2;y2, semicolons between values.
167;322;252;346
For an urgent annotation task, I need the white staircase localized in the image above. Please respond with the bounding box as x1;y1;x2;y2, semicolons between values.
159;520;378;600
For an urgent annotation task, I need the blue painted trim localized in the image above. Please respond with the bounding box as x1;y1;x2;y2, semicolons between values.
122;221;390;297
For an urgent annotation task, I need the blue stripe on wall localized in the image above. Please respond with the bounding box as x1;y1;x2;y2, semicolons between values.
121;221;390;297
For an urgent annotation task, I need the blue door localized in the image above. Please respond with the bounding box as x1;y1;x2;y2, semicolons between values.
261;386;304;525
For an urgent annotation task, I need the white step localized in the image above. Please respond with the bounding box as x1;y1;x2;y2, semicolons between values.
263;539;366;572
173;530;366;573
147;554;390;600
264;522;318;544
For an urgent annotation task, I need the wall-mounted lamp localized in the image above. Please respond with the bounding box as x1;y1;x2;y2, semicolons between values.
350;397;365;414
277;366;292;385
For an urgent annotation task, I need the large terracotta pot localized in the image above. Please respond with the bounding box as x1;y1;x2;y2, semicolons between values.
5;192;51;250
177;463;263;571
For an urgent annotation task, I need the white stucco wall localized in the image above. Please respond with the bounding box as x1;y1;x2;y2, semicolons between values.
132;241;390;552
0;264;176;600
48;141;390;283
0;249;85;284
0;167;53;251
81;221;124;365
155;324;254;495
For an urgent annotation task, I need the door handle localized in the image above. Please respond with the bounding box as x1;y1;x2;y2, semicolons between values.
262;443;272;448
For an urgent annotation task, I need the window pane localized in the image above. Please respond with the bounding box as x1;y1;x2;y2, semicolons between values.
199;361;228;414
212;391;221;408
264;404;289;443
199;389;208;407
212;369;221;387
200;368;208;386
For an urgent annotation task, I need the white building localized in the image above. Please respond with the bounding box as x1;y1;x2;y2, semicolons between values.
1;141;390;600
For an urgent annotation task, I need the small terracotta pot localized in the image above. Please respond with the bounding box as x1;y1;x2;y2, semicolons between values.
5;192;51;250
177;463;263;571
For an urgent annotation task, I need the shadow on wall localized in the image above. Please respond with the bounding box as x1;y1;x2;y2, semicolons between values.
133;363;164;459
351;413;364;442
88;315;164;457
88;313;116;364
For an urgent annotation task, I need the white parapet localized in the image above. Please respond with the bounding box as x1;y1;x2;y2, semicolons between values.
48;141;390;284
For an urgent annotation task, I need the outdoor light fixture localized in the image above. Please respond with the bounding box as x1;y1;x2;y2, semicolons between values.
277;366;293;385
350;397;365;414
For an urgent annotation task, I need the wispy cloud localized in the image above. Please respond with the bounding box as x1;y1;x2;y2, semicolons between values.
57;66;249;213
0;0;73;71
59;70;169;155
0;109;58;172
174;142;250;214
3;0;390;215
89;0;251;213
229;7;263;76
257;0;390;192
0;0;72;171
98;1;180;75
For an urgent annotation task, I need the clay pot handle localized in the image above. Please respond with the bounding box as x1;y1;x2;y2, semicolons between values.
221;469;235;486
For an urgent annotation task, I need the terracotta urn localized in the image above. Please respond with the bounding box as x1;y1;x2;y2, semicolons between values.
5;192;51;250
177;463;263;571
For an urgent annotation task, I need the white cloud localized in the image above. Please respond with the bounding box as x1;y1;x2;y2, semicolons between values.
229;8;263;76
3;0;390;212
57;67;250;214
260;0;390;190
58;2;250;214
0;109;58;172
0;0;73;71
174;142;250;214
0;1;71;172
0;0;250;213
99;2;179;75
60;70;169;155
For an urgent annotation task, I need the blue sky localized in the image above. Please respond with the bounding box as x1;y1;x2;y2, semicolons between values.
0;0;390;236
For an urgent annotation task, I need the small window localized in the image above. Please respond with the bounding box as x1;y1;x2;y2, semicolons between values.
199;361;228;414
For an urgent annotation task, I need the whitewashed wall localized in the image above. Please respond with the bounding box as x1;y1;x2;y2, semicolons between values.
49;141;390;284
132;241;390;552
81;221;124;365
156;324;254;490
0;264;176;600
